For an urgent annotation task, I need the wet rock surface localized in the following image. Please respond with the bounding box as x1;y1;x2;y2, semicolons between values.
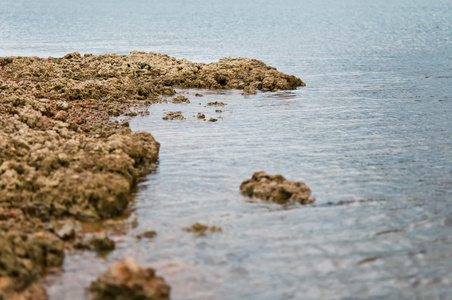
240;171;315;205
206;101;226;106
73;234;115;253
162;111;185;120
171;95;190;104
87;257;170;300
183;222;222;236
0;228;64;291
136;230;157;240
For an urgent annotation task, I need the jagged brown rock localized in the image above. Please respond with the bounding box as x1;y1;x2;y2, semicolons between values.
87;257;170;300
206;101;226;106
0;115;160;222
0;230;64;290
240;171;315;205
182;222;222;236
171;95;190;103
162;111;185;120
135;230;157;240
0;51;305;296
73;234;115;253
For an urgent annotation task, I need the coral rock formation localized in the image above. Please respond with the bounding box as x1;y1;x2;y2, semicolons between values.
0;230;64;290
182;222;222;236
0;51;305;297
88;257;170;300
240;171;315;205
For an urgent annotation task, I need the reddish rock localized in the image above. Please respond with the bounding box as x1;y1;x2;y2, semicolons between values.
88;257;170;300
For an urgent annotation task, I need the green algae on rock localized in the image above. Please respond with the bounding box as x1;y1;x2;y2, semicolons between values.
240;171;315;205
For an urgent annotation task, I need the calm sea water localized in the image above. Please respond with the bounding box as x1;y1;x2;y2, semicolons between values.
2;0;452;299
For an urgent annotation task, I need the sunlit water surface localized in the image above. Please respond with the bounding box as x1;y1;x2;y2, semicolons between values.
2;0;452;299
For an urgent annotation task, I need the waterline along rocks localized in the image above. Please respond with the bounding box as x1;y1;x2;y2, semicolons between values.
240;171;315;205
0;51;305;297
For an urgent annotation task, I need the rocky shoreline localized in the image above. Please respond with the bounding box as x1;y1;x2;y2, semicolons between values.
0;51;305;299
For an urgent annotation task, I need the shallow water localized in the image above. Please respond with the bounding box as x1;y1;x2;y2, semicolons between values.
2;0;452;299
45;89;452;299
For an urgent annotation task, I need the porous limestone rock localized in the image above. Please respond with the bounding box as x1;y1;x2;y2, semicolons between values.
182;222;222;236
240;171;315;205
87;257;170;300
0;51;305;295
0;230;64;290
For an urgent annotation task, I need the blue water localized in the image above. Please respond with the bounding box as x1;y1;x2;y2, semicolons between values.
2;0;452;299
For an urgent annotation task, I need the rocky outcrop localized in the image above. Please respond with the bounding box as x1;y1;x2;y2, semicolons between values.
0;116;160;222
240;171;315;205
0;51;305;297
0;53;304;116
162;111;185;120
87;257;170;300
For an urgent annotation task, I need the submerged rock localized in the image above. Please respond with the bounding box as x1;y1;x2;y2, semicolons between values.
162;111;185;120
73;234;115;253
0;230;64;290
183;222;222;236
136;230;157;239
87;257;170;300
240;171;315;205
206;101;226;106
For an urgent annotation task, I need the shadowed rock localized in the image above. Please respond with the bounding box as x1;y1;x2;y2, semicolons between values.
240;171;315;205
87;257;170;300
0;231;64;290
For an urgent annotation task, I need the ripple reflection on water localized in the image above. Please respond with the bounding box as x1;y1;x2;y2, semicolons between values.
46;89;452;299
124;89;452;299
